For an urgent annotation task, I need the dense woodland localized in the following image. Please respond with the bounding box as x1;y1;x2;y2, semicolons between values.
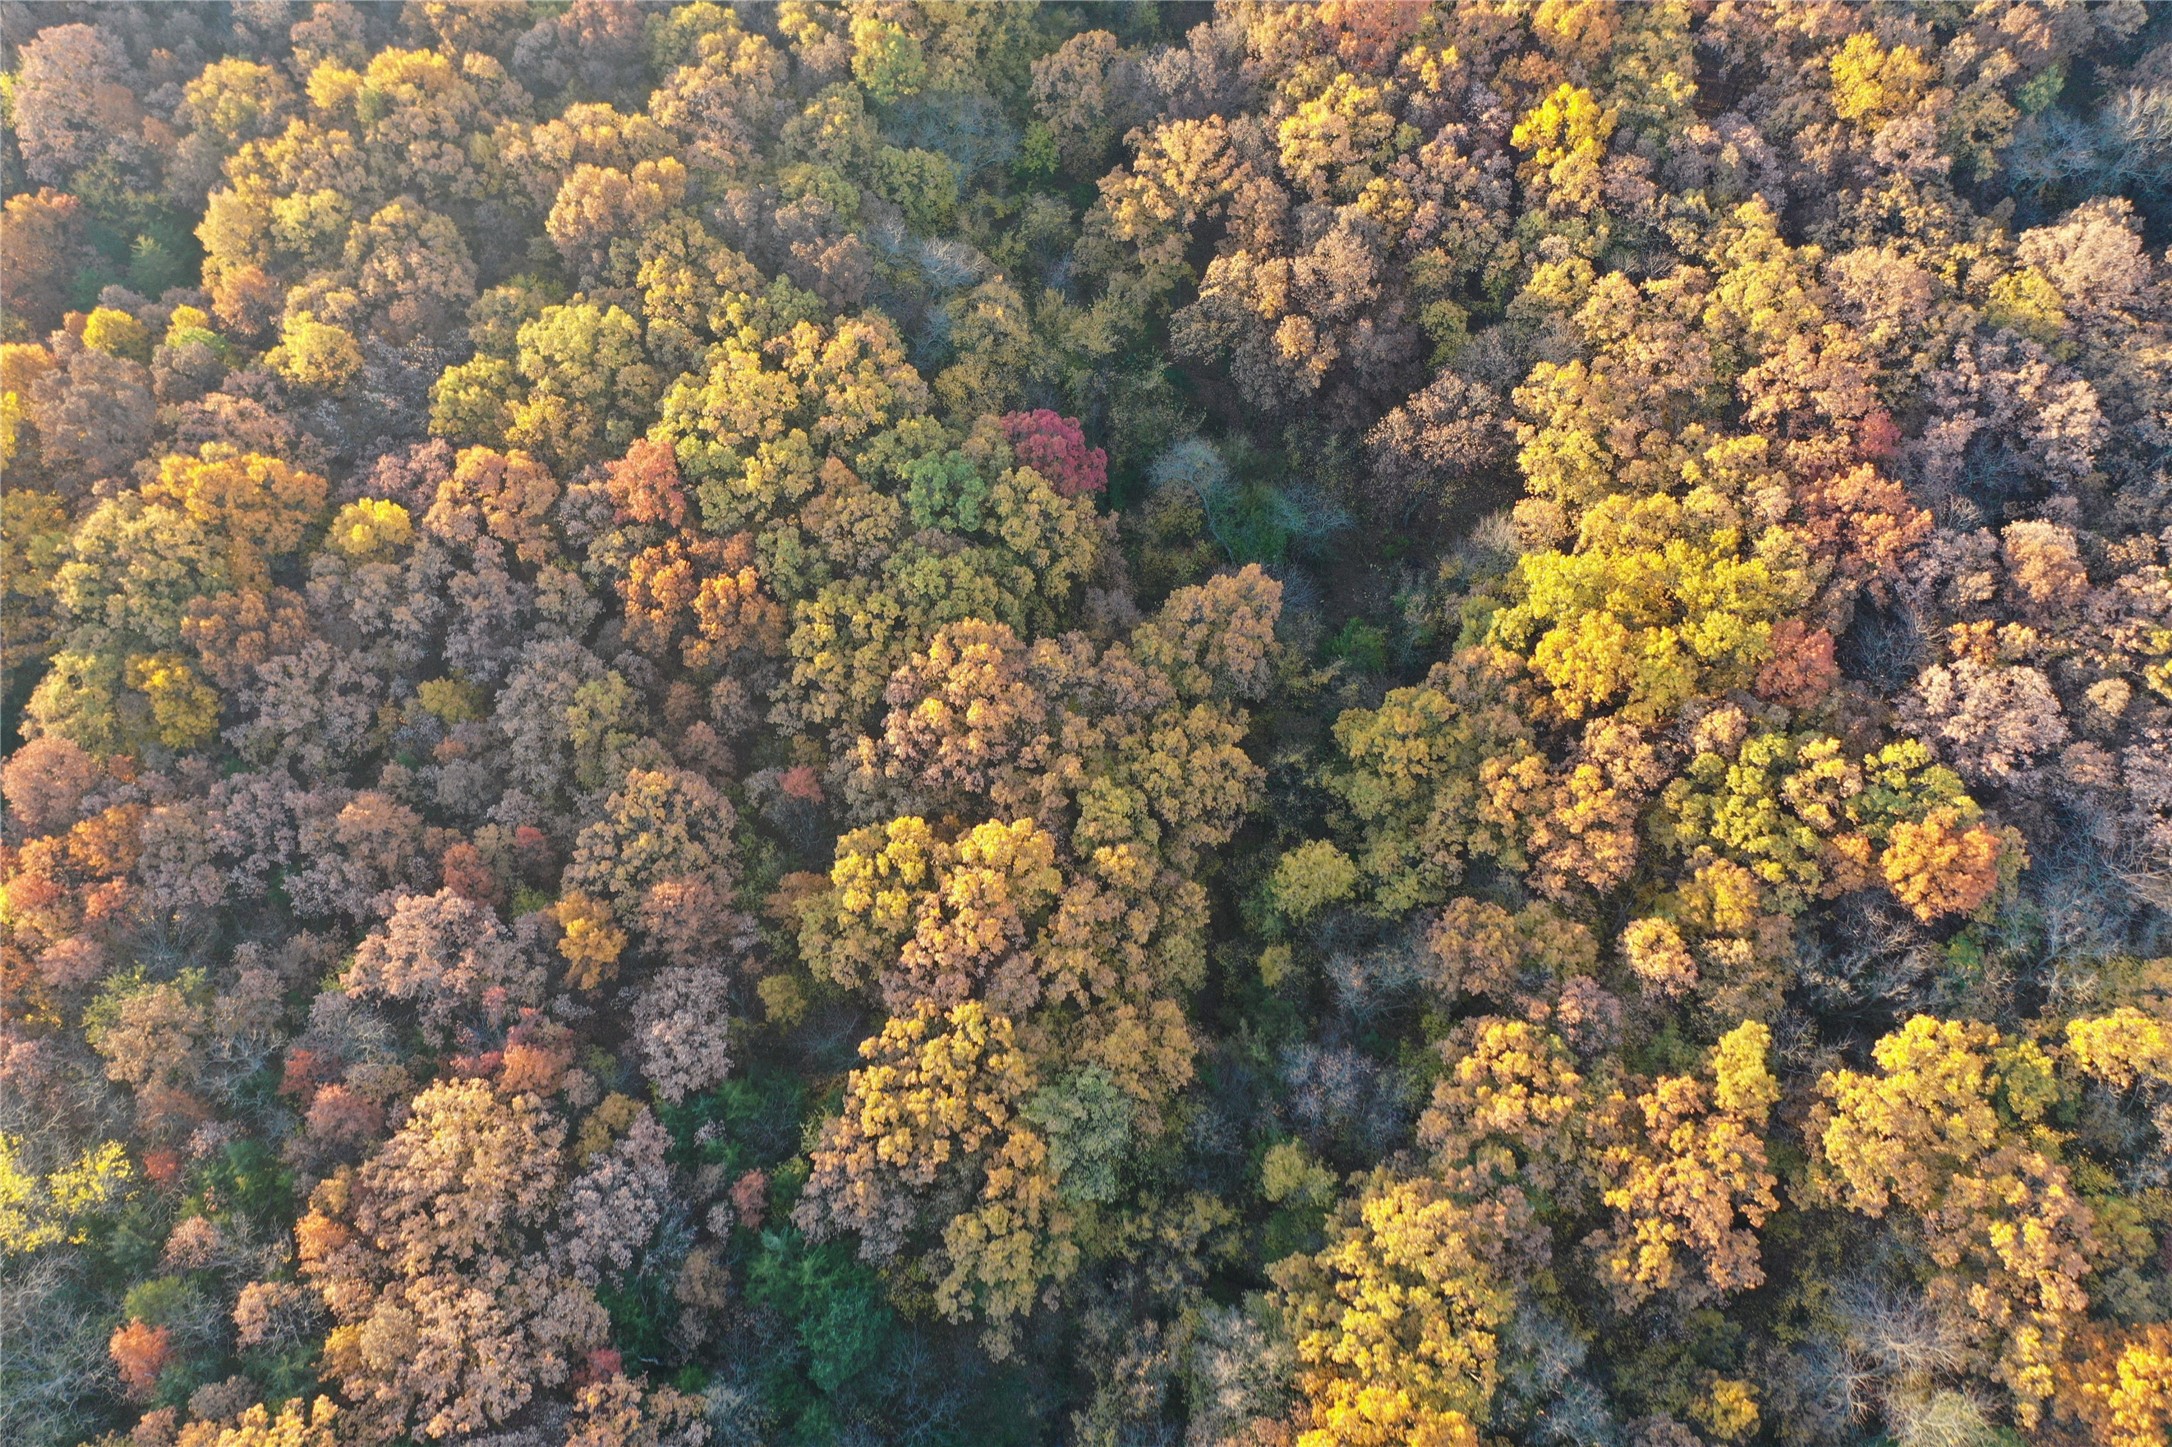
2;2;2171;1444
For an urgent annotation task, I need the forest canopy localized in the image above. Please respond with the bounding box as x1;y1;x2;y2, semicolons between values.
2;3;2171;1447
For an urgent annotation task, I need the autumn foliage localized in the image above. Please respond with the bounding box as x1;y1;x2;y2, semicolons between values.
4;4;2171;1446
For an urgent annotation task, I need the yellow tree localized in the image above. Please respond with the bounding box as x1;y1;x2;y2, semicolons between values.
0;1135;135;1254
1326;648;1544;913
142;448;328;589
1418;1017;1589;1198
2062;1325;2172;1447
2066;1008;2172;1092
1273;1170;1508;1447
1490;488;1816;726
1591;1020;1781;1310
803;816;1064;1015
793;1000;1072;1354
1811;1016;2097;1424
204;1397;341;1447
